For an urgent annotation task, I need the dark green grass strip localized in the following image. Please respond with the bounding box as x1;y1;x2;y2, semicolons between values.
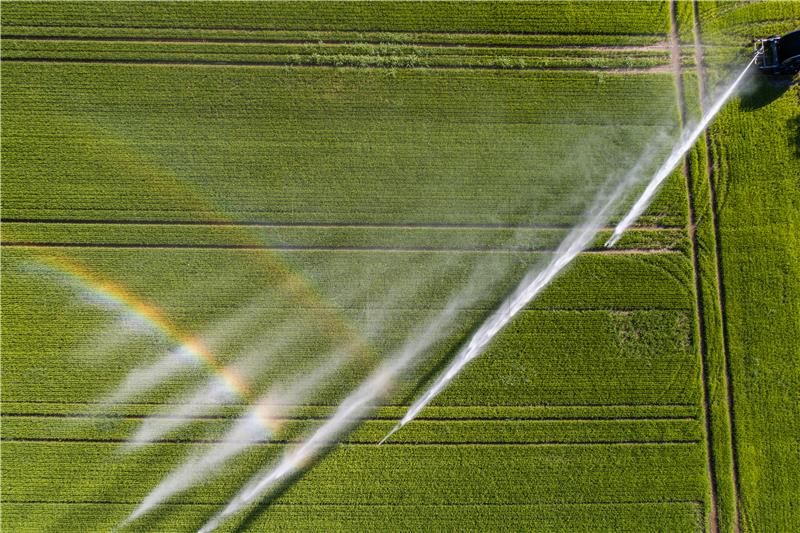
1;402;699;420
0;220;690;253
2;414;700;445
0;441;709;503
1;499;704;505
0;501;705;532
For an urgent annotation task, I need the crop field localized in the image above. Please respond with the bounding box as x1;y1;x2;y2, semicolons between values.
1;1;798;532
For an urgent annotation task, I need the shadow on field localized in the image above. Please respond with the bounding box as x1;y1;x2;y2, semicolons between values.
742;76;799;158
739;72;794;110
789;81;800;157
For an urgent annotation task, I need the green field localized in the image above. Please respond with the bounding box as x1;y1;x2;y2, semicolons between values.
2;1;798;532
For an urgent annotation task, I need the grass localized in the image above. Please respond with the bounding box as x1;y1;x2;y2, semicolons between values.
2;502;705;533
1;1;671;35
1;1;797;532
707;76;800;533
2;248;694;406
1;442;706;504
2;64;686;226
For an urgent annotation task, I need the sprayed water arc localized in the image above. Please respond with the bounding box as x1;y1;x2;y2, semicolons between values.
380;53;759;445
86;51;762;533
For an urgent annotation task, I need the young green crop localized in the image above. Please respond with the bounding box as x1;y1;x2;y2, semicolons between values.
2;1;796;532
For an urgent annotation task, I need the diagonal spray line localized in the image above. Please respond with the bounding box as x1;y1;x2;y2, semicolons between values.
123;337;358;524
193;138;665;532
30;255;260;402
123;343;356;526
190;55;756;533
381;169;638;444
100;304;268;404
123;255;454;527
606;53;759;247
195;254;489;532
122;315;315;449
381;53;758;445
196;296;471;533
101;298;272;408
123;381;238;450
123;259;404;451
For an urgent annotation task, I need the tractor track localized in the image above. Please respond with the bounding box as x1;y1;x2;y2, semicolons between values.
670;2;721;532
1;400;697;408
691;3;742;531
1;436;701;446
1;499;705;507
0;412;696;422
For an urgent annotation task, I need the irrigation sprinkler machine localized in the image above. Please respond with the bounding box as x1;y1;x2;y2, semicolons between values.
753;30;800;75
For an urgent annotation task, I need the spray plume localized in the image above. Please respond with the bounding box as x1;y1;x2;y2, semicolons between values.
98;298;271;408
122;316;312;449
382;53;758;444
124;345;355;525
125;258;451;526
197;293;473;533
381;170;635;443
606;53;758;247
117;52;757;533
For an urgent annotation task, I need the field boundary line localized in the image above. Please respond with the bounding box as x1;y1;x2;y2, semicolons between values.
1;400;697;408
0;307;694;315
670;2;720;532
692;2;741;530
1;56;673;73
1;412;696;422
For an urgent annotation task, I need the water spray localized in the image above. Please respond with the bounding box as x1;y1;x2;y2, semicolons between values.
382;52;761;444
380;176;634;444
109;41;774;533
605;52;760;247
197;290;477;532
125;258;460;529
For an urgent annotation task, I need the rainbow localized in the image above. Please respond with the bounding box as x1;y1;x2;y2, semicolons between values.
35;254;253;401
76;118;371;361
22;119;376;435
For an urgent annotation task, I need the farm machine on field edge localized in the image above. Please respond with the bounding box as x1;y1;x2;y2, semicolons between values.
754;30;800;75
